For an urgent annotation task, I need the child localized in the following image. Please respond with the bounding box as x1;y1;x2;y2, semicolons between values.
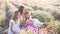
7;11;20;34
24;12;38;34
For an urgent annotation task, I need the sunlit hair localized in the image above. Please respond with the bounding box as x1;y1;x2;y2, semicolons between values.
25;12;29;15
25;12;32;19
13;11;19;21
18;6;24;14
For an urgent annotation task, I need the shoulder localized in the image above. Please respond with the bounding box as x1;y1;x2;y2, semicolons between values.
9;19;14;24
9;19;14;26
10;19;14;21
32;19;43;24
32;18;40;23
32;18;39;21
32;18;44;28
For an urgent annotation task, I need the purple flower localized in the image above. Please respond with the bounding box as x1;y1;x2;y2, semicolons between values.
25;23;38;32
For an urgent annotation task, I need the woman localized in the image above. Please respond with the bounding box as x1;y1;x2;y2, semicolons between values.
24;12;38;34
18;6;26;28
8;11;20;34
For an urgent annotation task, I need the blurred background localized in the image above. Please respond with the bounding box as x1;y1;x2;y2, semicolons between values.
0;0;60;34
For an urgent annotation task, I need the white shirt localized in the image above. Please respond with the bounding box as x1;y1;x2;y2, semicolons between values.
32;19;44;28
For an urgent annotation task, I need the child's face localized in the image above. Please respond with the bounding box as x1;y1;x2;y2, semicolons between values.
25;13;30;19
15;13;20;19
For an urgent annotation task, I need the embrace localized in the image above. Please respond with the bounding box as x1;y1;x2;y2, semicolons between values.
4;6;51;34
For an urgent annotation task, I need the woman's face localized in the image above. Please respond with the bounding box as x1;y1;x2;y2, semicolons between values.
14;12;20;20
25;13;30;19
16;13;19;19
22;8;26;14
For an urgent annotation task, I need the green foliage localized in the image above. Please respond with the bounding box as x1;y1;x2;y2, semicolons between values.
0;15;5;31
32;11;55;23
0;27;4;32
0;0;2;2
1;4;6;12
0;0;60;34
0;16;4;26
49;21;60;34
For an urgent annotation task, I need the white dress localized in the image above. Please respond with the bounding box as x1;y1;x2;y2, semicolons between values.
8;19;20;34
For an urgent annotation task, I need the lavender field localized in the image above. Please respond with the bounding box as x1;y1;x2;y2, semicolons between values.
0;0;60;34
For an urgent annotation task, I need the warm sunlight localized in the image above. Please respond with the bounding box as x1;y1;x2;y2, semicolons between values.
0;0;60;34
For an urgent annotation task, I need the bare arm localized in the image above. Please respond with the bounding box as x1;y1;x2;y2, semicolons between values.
10;22;13;32
10;21;16;34
19;16;26;28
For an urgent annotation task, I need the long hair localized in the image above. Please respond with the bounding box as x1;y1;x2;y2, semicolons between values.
18;6;24;14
